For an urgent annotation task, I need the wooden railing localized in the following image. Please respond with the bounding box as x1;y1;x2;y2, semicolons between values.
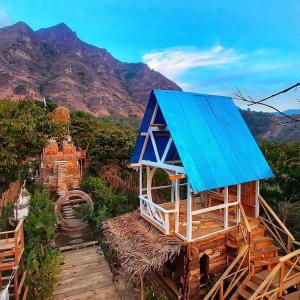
0;219;25;271
259;195;298;253
250;249;300;299
139;195;176;235
204;203;252;300
203;244;249;300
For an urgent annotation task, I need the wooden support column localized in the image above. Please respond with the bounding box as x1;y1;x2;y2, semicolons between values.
139;165;143;197
175;174;180;233
224;187;229;229
139;165;143;212
255;180;260;218
237;184;241;224
186;182;192;241
14;267;19;300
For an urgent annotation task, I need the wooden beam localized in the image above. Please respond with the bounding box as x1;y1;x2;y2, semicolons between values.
186;183;192;241
237;184;241;224
161;137;173;162
175;174;180;233
141;160;185;173
191;201;238;216
255;180;260;218
224;187;229;229
169;174;185;180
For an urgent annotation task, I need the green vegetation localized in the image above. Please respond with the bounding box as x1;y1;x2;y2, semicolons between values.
144;283;168;300
0;204;14;231
260;142;300;239
70;111;136;169
24;183;62;300
0;99;299;298
81;176;135;233
0;99;63;191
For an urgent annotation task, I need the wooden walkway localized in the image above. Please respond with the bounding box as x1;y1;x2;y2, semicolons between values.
53;245;121;300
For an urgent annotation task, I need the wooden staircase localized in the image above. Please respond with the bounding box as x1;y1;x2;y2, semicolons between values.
228;219;300;299
203;199;300;300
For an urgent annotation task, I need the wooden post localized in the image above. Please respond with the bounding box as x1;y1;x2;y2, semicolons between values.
139;165;143;197
14;267;19;300
224;187;229;229
237;184;241;224
186;182;192;241
220;280;224;300
255;180;260;218
279;263;285;297
175;175;180;233
287;236;292;253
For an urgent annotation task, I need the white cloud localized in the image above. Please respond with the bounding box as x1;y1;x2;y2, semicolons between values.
0;10;12;28
143;45;241;77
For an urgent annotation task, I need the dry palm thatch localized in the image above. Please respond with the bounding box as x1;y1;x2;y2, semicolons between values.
102;211;183;283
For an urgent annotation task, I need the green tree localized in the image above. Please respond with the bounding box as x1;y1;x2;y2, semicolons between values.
0;99;64;191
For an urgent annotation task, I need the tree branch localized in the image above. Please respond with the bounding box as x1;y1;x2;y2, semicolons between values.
248;82;300;106
233;88;300;125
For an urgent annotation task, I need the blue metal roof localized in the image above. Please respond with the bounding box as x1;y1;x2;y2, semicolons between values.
131;90;274;192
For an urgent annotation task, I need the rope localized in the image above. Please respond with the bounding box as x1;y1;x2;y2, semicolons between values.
1;266;18;291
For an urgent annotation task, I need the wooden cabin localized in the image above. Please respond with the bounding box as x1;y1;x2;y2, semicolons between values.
104;90;300;300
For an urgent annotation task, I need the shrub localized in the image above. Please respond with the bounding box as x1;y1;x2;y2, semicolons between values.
81;176;134;233
24;183;59;299
26;248;62;300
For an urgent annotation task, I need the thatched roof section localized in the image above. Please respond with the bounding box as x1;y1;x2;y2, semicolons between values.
102;211;183;283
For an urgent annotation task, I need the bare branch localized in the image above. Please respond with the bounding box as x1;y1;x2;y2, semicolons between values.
248;82;300;106
233;88;300;124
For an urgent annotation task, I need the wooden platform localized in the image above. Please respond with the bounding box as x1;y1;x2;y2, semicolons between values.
53;246;120;300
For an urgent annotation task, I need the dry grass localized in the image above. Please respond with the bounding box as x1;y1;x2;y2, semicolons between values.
102;211;183;283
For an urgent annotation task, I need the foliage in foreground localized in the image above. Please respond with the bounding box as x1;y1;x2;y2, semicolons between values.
24;183;61;299
260;142;300;239
81;176;135;233
0;99;63;191
144;283;168;300
70;111;136;169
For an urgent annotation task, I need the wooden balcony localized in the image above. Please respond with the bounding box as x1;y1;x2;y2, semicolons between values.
0;220;24;272
0;220;27;299
140;190;240;242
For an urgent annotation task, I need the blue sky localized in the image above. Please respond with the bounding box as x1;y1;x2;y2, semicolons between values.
0;0;300;111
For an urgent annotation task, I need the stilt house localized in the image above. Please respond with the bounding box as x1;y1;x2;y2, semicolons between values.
103;90;300;300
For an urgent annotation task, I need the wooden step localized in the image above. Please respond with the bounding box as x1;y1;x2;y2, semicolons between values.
253;236;274;250
281;290;300;299
252;256;280;268
250;245;279;260
245;280;259;291
238;288;252;299
250;225;266;238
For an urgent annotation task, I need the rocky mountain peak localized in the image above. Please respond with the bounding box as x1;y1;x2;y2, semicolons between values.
0;22;181;117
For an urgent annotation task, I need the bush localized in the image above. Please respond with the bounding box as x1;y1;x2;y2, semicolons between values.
24;183;60;299
26;248;62;300
144;284;168;300
24;183;56;253
81;176;134;232
0;204;14;231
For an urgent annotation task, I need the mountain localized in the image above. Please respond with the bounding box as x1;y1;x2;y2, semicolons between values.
273;109;300;116
240;110;300;143
0;22;180;117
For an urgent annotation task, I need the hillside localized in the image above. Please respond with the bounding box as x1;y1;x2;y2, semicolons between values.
240;110;300;143
0;22;180;117
0;22;298;142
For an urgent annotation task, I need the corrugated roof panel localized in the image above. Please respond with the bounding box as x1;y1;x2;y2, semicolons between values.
131;90;273;192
